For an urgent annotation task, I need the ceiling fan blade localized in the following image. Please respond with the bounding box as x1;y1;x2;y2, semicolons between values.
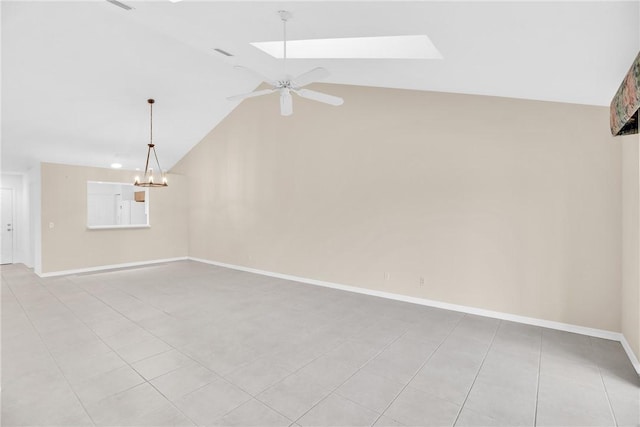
294;89;344;106
233;65;277;86
280;89;293;116
291;67;330;88
227;88;276;102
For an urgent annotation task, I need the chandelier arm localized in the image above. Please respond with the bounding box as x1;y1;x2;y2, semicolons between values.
152;146;164;176
143;146;152;178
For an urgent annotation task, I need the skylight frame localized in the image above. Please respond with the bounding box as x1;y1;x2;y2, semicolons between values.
251;35;443;59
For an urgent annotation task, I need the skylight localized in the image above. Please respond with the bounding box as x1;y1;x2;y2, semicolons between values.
251;35;442;59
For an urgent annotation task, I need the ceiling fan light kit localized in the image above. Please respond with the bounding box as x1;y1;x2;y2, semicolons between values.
134;99;168;187
227;10;344;116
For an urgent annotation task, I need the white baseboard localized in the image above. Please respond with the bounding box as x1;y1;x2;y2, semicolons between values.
620;335;640;375
190;256;640;374
35;255;640;375
37;257;188;278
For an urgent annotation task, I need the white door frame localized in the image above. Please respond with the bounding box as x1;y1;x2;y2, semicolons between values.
1;187;15;264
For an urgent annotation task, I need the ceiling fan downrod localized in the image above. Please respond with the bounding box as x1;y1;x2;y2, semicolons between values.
278;10;292;72
226;9;343;116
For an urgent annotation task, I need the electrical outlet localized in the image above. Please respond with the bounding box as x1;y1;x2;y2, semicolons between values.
384;272;390;280
419;276;425;286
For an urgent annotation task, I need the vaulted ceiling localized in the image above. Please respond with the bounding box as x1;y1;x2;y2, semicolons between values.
2;1;638;173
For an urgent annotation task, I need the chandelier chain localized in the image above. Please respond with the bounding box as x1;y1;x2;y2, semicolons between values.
150;100;153;146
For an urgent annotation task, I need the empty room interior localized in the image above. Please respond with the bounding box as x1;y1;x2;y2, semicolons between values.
2;1;640;426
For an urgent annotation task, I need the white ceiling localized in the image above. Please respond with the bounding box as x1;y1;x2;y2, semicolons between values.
2;1;639;173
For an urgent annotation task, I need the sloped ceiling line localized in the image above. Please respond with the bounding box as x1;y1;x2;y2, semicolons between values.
2;1;639;172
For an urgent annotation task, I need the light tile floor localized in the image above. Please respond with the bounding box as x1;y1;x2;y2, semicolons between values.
2;260;639;426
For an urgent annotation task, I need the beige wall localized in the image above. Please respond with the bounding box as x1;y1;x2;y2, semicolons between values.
173;84;622;332
622;136;640;359
40;162;188;274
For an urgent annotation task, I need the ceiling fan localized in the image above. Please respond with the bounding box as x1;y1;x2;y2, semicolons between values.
227;10;344;116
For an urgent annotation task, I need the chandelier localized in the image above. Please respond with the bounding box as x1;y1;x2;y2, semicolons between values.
134;99;168;187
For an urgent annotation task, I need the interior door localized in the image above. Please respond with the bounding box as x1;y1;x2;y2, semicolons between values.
1;188;14;264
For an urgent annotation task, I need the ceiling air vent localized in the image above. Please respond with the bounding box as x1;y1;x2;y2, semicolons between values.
106;0;133;11
213;48;234;57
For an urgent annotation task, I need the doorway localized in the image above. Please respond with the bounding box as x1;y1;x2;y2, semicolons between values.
1;188;14;264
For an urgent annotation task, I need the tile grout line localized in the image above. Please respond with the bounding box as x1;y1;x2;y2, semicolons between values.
82;282;243;425
4;279;98;427
91;278;299;422
80;270;300;425
590;337;620;427
119;268;627;427
203;309;400;422
533;326;543;427
37;274;202;427
450;317;501;427
89;268;520;424
286;329;413;425
203;304;411;421
94;271;190;318
241;319;407;424
8;263;629;427
369;313;467;427
191;316;388;423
